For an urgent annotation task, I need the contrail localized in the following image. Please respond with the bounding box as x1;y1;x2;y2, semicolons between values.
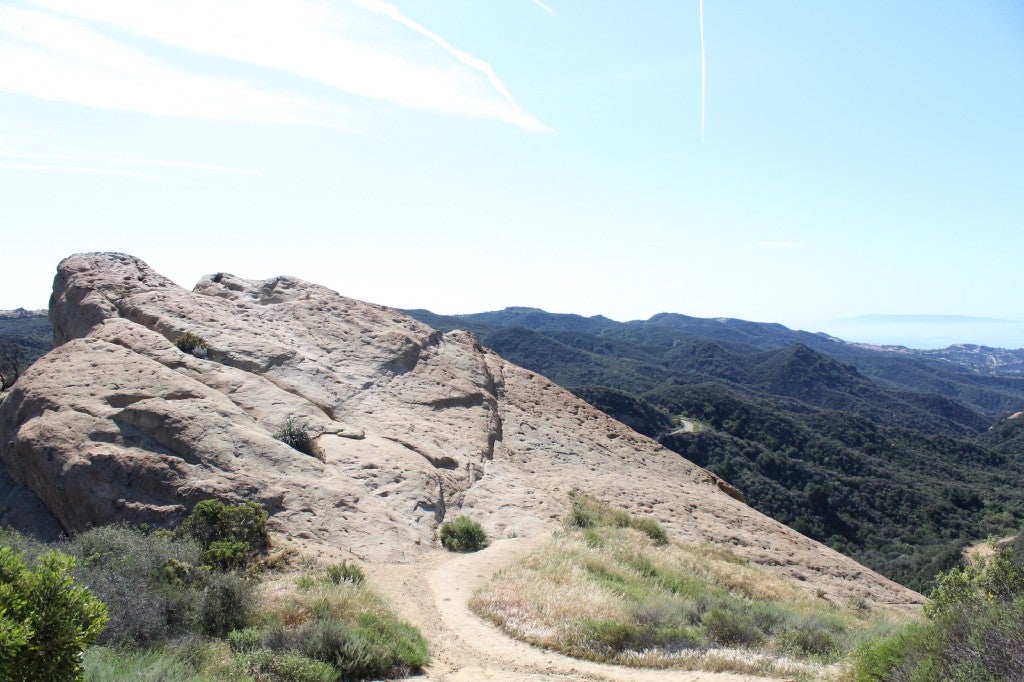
531;0;556;17
699;0;706;142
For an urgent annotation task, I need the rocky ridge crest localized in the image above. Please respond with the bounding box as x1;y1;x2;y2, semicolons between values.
0;253;921;605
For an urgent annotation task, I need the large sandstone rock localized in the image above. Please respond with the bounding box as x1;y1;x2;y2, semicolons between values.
0;253;922;605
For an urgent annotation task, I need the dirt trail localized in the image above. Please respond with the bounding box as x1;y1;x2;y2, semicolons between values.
369;536;779;682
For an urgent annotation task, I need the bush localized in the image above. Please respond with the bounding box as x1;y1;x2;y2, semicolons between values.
200;572;255;637
0;547;108;680
274;418;324;461
234;648;338;682
72;523;203;577
701;603;764;647
173;332;209;357
326;561;365;586
203;541;250;571
850;546;1024;680
775;618;839;658
178;500;268;560
228;627;262;653
439;516;489;553
68;525;208;646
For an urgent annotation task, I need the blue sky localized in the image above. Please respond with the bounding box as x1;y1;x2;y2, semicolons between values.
1;1;1022;348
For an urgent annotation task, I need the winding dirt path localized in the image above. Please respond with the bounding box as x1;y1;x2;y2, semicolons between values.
369;536;779;682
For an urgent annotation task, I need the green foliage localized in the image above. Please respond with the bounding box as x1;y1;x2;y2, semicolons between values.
228;627;262;653
274;418;324;460
0;546;108;680
173;331;209;356
567;491;669;545
178;499;269;561
850;546;1024;680
326;560;365;586
701;603;765;647
70;525;205;646
203;541;250;571
439;515;490;553
199;572;255;637
233;649;337;682
247;610;429;680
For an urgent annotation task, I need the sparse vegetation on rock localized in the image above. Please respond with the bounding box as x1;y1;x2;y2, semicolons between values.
173;331;209;358
274;418;324;461
439;515;489;553
566;490;668;545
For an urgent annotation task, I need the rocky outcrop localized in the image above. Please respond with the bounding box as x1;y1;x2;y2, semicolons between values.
0;253;922;606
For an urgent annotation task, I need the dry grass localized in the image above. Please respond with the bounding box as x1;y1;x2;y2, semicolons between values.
258;570;388;628
471;495;909;680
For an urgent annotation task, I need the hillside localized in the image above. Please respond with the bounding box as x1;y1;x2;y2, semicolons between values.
0;253;920;618
404;307;1024;591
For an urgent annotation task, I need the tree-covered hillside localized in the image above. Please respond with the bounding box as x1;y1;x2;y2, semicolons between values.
406;307;1024;592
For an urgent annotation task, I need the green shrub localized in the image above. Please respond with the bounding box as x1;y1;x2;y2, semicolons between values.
203;541;250;571
296;617;382;677
850;622;933;681
200;572;255;637
72;523;203;577
701;603;764;647
234;648;337;682
274;418;324;461
0;547;108;680
775;618;839;658
174;332;209;357
269;651;339;682
850;546;1024;680
439;516;489;553
81;641;237;682
353;611;430;674
326;560;365;586
69;525;206;646
581;619;643;652
227;627;262;653
178;500;268;561
254;611;429;679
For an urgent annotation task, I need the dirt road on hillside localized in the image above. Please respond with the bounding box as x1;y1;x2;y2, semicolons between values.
369;536;780;682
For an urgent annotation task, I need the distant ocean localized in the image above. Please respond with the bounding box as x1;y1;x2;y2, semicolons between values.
814;315;1024;350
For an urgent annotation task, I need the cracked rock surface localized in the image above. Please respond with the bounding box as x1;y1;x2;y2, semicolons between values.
0;253;921;605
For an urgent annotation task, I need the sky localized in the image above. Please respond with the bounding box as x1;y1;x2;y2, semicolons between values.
1;0;1022;349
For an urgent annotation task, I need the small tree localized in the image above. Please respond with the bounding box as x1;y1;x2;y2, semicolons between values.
0;547;108;680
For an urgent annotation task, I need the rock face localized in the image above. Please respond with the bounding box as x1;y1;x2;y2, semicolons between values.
0;253;922;605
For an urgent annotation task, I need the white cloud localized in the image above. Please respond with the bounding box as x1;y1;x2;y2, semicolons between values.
0;7;335;126
15;0;547;131
531;0;556;17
